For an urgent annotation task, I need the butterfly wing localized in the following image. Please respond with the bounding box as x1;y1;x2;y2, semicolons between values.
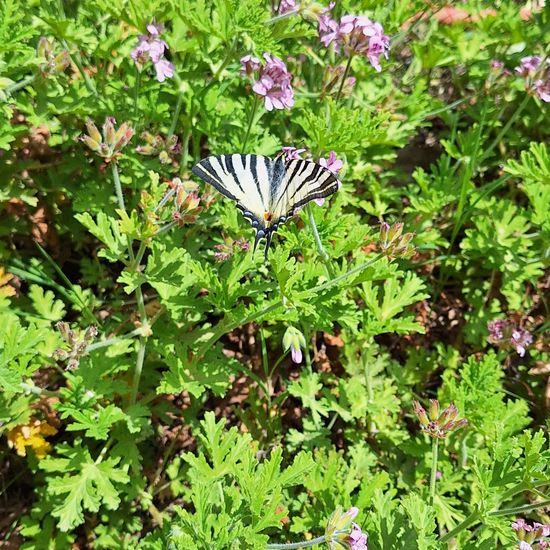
192;154;273;229
270;159;340;221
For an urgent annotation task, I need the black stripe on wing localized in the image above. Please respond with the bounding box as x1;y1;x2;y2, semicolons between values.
281;160;340;218
191;156;239;202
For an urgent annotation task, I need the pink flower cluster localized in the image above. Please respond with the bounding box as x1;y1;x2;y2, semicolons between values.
213;238;250;262
515;56;550;102
131;22;174;82
487;319;533;357
240;53;294;111
512;519;550;549
325;506;368;550
319;8;390;72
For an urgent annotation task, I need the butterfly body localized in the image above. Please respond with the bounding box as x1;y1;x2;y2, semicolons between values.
192;154;339;255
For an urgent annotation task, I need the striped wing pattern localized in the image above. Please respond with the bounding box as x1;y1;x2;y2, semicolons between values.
191;154;339;255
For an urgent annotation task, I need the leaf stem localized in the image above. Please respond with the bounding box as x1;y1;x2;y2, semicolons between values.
266;535;326;549
429;437;439;506
482;93;531;162
306;203;335;279
440;510;481;543
489;498;550;517
4;75;36;95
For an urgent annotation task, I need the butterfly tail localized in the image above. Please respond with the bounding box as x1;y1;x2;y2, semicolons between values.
264;231;273;259
253;230;264;255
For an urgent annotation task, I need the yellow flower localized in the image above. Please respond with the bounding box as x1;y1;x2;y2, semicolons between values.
7;419;58;459
0;266;16;297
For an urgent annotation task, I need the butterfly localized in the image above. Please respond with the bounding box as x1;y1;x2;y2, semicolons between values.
191;154;340;256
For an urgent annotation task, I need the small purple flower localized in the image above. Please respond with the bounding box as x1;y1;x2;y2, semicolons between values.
534;79;550;102
154;59;174;82
319;150;344;176
488;319;533;357
491;59;504;71
510;329;533;357
515;56;542;77
240;55;261;76
277;0;296;14
319;13;390;72
283;327;306;364
242;52;295;111
131;22;173;83
282;146;307;160
349;523;368;550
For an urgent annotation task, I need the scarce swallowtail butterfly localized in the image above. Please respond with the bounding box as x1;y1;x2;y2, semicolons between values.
191;154;340;256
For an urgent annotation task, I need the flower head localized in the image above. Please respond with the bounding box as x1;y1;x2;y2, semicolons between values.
378;221;415;259
282;326;307;364
412;399;468;439
277;0;297;14
325;506;368;550
80;117;134;162
212;237;250;262
512;519;550;549
516;56;542;77
54;322;98;370
241;52;294;111
136;131;180;164
319;13;390;72
488;318;533;357
37;37;70;76
7;419;58;459
282;146;307;161
131;21;173;83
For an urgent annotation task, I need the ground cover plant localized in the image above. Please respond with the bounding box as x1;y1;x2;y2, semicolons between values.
1;0;550;548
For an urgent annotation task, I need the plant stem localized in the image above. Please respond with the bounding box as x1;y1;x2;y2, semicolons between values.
303;253;383;296
133;67;141;120
110;162;127;213
440;511;481;544
429;438;439;506
490;499;550;517
266;535;326;549
130;338;147;404
5;75;36;95
242;95;259;152
482;93;531;162
335;54;353;102
307;203;335;279
168;89;184;137
266;7;300;25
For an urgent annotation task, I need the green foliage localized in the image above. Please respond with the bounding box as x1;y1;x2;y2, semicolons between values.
1;0;549;548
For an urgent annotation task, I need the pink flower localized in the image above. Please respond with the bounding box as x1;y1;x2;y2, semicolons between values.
282;146;307;160
319;13;390;72
240;55;261;76
131;22;173;83
534;79;550;102
319;150;343;176
515;56;542;77
154;59;174;82
519;543;533;550
349;523;368;550
511;329;533;357
283;327;306;364
489;319;533;357
148;39;168;63
242;52;294;111
277;0;296;14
